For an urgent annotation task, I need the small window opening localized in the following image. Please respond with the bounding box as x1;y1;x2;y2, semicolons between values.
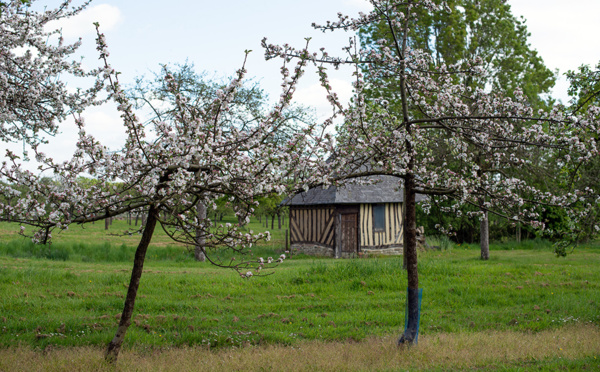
373;204;385;231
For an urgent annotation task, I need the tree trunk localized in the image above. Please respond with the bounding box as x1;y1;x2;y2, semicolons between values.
396;3;420;346
271;214;275;230
105;205;159;363
277;212;281;230
480;210;490;260
402;186;408;271
194;202;206;262
516;223;521;243
105;218;109;230
398;174;419;345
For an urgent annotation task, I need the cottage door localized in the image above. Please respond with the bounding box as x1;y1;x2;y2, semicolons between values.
340;213;358;254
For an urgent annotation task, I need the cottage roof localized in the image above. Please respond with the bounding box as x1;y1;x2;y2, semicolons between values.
284;175;424;205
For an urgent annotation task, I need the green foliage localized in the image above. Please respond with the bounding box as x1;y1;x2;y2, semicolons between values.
417;202;479;243
254;193;287;224
129;61;311;144
567;61;600;111
360;0;555;110
426;235;453;251
553;240;571;258
417;202;540;244
562;61;600;242
359;0;565;247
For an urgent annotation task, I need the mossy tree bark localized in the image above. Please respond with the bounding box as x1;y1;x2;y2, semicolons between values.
194;202;206;262
480;210;490;260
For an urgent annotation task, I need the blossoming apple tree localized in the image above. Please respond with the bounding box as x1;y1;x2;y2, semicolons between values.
564;62;600;242
263;0;599;345
127;62;315;260
1;0;105;145
360;0;558;259
1;17;330;362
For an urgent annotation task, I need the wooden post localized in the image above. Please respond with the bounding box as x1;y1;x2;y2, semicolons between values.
285;229;289;253
335;212;341;259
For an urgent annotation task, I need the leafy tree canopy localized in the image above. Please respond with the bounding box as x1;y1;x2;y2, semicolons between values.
360;0;555;110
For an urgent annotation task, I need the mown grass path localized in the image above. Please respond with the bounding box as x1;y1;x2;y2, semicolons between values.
1;325;599;371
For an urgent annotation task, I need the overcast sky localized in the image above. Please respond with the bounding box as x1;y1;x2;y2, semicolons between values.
7;0;600;165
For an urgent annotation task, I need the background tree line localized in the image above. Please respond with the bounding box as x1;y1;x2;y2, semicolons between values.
358;0;599;250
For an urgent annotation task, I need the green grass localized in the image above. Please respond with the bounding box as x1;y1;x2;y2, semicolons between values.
0;244;599;351
0;215;288;263
1;219;599;370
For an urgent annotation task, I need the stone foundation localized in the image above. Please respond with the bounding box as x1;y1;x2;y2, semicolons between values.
291;243;334;257
361;245;403;256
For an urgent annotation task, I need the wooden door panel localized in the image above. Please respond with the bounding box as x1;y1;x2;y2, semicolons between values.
341;213;358;253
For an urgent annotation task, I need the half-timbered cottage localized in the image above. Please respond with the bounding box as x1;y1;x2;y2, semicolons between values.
284;176;420;258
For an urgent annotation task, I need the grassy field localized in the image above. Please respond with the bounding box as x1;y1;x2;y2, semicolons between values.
0;216;288;263
1;220;599;370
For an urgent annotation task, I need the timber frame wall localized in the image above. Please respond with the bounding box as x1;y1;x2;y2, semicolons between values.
289;202;404;256
289;206;336;248
359;203;403;248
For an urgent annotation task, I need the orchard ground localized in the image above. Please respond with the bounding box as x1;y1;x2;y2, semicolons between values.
0;218;599;370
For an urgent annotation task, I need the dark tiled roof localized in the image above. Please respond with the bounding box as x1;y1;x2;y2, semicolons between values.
285;175;422;205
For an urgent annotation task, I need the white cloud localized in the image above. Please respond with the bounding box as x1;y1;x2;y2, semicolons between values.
47;4;123;39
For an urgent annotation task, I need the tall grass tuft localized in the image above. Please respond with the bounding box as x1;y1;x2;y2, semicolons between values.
0;239;198;263
490;237;554;251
